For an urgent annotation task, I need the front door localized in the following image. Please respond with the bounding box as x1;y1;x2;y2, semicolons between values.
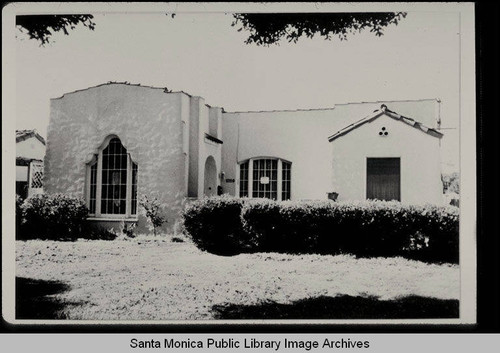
366;158;400;201
204;156;217;197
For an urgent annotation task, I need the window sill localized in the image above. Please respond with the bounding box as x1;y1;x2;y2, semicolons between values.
87;217;138;222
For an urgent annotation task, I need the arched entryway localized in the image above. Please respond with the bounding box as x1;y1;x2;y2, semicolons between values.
203;156;217;196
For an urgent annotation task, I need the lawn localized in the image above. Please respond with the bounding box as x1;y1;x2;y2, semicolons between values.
15;235;459;320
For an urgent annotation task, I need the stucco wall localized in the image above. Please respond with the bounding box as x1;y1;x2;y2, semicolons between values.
45;84;188;232
220;116;239;196
221;100;441;202
187;98;223;198
188;98;202;197
208;106;220;138
180;94;191;196
197;103;222;197
222;110;342;200
330;113;443;204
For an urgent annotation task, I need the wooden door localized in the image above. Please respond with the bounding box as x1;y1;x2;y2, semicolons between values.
366;158;400;201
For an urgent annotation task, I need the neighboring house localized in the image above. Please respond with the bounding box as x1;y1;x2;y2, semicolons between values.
45;83;444;232
16;130;46;199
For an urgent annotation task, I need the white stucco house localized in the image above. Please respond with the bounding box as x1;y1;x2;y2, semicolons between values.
16;129;46;199
45;83;444;232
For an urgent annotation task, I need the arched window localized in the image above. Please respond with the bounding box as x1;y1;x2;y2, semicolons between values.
239;158;291;201
87;137;138;218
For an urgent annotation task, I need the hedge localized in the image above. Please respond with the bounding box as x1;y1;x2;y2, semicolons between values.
182;197;459;263
182;195;249;255
19;194;89;241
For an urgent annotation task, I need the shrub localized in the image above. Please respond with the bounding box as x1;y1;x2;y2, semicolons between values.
16;195;24;238
121;221;137;238
84;224;118;241
241;200;416;257
182;195;248;255
139;195;166;236
182;196;459;263
408;204;459;263
240;199;282;252
20;194;89;241
442;172;460;194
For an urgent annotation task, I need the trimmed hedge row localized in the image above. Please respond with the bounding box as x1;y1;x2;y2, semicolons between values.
182;197;459;263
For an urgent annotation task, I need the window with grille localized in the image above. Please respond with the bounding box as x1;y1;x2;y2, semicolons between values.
239;161;249;197
131;162;138;215
281;161;291;201
239;158;291;200
101;138;128;214
87;136;138;217
89;161;97;214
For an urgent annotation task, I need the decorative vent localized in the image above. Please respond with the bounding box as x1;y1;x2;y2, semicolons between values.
378;127;389;137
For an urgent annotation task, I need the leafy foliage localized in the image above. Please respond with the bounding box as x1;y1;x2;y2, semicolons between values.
85;224;118;241
139;195;166;236
182;195;248;255
19;194;89;240
16;195;24;238
442;172;460;194
231;12;407;46
121;221;137;238
16;13;406;47
182;197;459;263
16;15;96;45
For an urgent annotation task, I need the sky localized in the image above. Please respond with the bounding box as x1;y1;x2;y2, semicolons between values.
13;4;463;171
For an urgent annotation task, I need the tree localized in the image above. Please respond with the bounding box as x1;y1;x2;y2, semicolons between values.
16;15;96;45
230;12;407;46
16;12;407;46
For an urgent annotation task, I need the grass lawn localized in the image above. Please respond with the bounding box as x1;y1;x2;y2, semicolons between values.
15;235;459;320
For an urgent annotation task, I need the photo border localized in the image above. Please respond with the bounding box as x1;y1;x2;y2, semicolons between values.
2;2;487;333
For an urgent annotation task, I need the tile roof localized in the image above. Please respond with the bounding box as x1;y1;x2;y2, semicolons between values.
204;133;223;144
16;130;46;145
225;98;439;114
16;156;43;166
327;105;443;142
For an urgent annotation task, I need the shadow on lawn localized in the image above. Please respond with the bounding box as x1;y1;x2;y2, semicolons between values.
212;295;459;319
16;277;83;319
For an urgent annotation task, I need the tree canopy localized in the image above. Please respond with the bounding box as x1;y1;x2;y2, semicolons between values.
16;15;95;45
16;12;407;46
231;12;407;46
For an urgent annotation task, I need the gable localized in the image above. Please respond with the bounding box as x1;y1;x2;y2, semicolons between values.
16;135;46;160
327;106;443;143
16;130;46;145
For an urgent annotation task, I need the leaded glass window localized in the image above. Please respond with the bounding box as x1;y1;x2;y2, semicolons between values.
87;136;138;218
238;158;291;201
282;161;291;201
239;161;249;197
